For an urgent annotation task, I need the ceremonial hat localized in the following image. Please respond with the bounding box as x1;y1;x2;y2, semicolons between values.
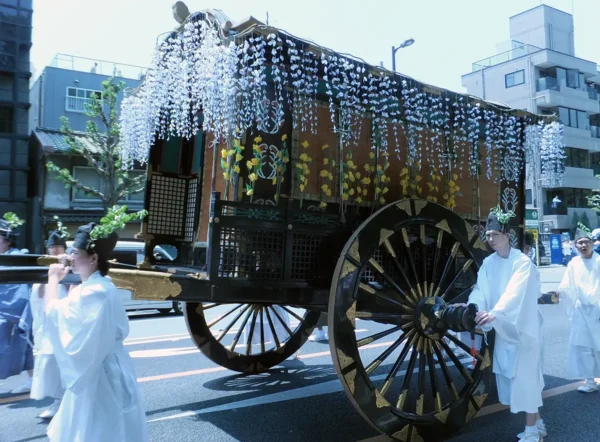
45;229;67;248
72;222;118;258
486;205;514;233
0;212;24;240
574;225;591;242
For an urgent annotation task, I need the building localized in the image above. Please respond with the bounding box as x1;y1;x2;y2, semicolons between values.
462;4;600;234
0;1;33;249
28;54;145;251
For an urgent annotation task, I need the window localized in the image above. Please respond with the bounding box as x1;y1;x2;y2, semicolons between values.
562;188;592;208
0;105;13;133
564;147;590;169
557;106;589;129
65;87;102;113
567;69;579;89
525;189;533;205
505;70;525;88
72;166;145;202
72;166;102;201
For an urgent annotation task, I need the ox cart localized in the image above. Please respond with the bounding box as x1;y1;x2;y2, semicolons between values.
0;7;565;442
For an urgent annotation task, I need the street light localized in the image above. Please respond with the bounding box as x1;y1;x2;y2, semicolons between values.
391;38;415;72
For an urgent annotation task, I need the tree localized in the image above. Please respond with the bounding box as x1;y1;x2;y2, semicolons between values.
580;211;591;230
46;77;146;213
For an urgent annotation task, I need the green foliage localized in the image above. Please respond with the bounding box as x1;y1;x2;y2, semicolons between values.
577;222;591;236
489;205;515;225
580;211;591;230
52;215;69;239
48;76;147;213
3;212;24;229
89;205;148;247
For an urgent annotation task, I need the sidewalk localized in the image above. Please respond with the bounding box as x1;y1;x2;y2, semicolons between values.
538;265;565;293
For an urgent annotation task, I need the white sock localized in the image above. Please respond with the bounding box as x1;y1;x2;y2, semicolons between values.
587;378;596;385
536;418;544;426
524;425;537;434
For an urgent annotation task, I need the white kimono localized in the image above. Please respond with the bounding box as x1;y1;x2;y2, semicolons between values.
557;252;600;379
45;271;149;442
468;248;544;413
30;283;68;400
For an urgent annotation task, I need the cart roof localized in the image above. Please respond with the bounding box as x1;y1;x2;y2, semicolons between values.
119;6;564;187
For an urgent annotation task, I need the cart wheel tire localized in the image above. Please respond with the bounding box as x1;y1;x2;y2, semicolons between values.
185;302;321;373
328;198;494;442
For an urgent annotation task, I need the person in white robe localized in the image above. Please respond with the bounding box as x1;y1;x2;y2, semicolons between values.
556;227;600;393
0;213;34;393
466;207;545;442
44;222;149;442
29;229;69;419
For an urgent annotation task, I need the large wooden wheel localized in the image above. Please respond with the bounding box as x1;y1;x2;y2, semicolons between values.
184;302;321;373
329;198;494;442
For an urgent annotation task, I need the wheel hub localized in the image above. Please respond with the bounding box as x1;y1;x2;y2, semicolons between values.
415;296;478;339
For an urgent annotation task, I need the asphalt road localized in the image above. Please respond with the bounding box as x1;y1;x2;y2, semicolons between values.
2;265;598;442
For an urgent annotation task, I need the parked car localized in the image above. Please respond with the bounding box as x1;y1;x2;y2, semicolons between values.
66;240;183;315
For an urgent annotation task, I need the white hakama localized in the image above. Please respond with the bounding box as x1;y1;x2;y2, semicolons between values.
468;248;544;414
45;271;149;442
557;252;600;379
29;284;67;400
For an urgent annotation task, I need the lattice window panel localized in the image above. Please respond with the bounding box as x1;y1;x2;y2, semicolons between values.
218;227;284;280
291;233;330;280
185;178;198;242
147;175;186;237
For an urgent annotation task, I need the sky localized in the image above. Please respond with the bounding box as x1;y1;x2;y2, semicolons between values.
31;0;600;93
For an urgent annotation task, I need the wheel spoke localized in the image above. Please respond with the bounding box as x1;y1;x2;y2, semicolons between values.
360;283;415;312
367;259;417;307
445;333;483;362
401;227;423;298
429;229;444;296
432;341;459;400
419;225;428;299
382;239;420;304
426;340;442;413
416;339;427;415
264;307;281;349
365;331;409;375
202;303;221;310
279;305;305;323
260;307;266;354
396;336;420;411
357;325;402;347
379;330;418;396
229;305;256;352
215;304;251;342
245;307;260;355
440;259;474;300
355;312;413;324
445;283;476;305
270;306;294;337
208;304;242;329
433;242;460;298
438;339;473;384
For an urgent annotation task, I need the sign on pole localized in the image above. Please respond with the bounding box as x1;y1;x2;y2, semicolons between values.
525;208;539;229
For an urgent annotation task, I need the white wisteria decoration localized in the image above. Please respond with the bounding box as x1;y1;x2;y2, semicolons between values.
119;13;565;184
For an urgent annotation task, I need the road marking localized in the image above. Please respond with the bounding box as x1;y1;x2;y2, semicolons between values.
147;357;471;423
0;394;29;405
138;367;226;383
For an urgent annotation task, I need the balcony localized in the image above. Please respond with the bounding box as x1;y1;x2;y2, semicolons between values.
49;54;146;80
471;43;542;71
537;77;560;92
561;166;600;189
563;126;600;151
534;87;600;115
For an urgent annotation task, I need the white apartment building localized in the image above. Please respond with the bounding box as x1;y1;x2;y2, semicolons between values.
462;4;600;232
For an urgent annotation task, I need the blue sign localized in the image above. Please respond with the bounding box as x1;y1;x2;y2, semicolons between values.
550;234;563;265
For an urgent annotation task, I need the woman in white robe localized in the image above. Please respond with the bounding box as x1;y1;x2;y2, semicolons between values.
45;222;149;442
466;208;545;442
29;229;69;419
556;228;600;392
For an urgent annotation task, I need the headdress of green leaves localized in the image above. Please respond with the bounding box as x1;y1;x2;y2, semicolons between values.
489;205;515;225
577;222;591;236
3;212;25;230
88;205;148;247
52;215;69;239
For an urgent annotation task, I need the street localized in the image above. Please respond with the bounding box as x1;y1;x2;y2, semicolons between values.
1;266;599;442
